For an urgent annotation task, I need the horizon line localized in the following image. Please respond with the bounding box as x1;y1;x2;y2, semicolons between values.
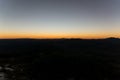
0;37;119;40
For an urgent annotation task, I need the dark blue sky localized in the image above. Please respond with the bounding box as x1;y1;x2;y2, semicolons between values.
0;0;120;38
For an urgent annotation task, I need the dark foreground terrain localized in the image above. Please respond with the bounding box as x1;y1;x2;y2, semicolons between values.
0;38;120;80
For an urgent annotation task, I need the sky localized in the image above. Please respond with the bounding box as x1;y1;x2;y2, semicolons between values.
0;0;120;39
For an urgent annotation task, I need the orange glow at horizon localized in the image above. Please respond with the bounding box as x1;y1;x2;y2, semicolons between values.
0;33;120;39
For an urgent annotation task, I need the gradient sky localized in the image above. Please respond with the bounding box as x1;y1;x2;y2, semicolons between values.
0;0;120;39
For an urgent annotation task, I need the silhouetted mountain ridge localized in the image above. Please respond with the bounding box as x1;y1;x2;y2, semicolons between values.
0;38;120;57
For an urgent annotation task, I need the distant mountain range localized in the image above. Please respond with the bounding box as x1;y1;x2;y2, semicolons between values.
0;38;120;58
